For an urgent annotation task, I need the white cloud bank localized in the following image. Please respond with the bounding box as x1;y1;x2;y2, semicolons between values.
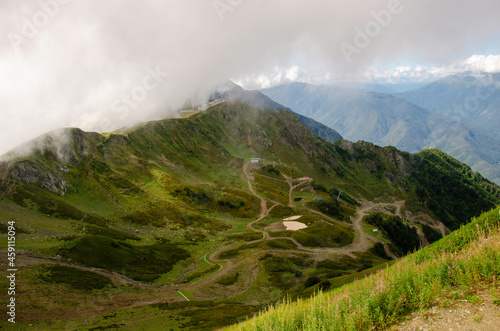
1;0;500;155
235;55;500;88
365;55;500;83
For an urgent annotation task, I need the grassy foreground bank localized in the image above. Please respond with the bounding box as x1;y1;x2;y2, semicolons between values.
226;207;500;330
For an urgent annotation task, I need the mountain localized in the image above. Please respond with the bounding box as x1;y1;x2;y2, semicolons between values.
211;81;343;143
396;72;500;134
330;81;429;94
261;82;500;184
1;102;499;329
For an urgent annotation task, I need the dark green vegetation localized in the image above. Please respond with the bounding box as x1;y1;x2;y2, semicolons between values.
271;221;354;248
60;236;190;282
217;273;240;286
364;213;420;256
256;249;390;300
0;221;29;234
411;149;499;229
38;264;114;291
0;101;499;329
158;302;261;330
422;224;443;244
227;232;263;242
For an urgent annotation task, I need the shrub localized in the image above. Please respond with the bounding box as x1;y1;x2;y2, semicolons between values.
217;273;240;286
304;276;321;288
365;214;420;256
422;224;443;244
370;242;391;259
60;236;190;282
38;265;113;291
318;280;331;291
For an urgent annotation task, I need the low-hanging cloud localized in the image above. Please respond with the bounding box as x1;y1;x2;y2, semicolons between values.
1;0;499;155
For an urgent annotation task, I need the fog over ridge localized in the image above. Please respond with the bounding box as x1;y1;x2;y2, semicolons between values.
1;0;499;155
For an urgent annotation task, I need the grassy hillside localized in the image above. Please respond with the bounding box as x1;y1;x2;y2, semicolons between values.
0;101;499;329
210;81;343;143
225;207;500;330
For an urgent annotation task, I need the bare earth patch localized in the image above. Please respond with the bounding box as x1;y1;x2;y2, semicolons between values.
282;221;307;231
390;287;500;331
265;222;286;232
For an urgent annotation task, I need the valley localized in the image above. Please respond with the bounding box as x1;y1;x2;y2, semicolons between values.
2;2;499;329
1;102;499;330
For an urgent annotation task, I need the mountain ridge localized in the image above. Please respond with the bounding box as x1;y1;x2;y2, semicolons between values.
261;81;500;184
210;81;343;143
1;101;499;329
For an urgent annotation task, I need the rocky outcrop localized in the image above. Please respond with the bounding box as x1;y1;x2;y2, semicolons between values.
8;161;70;196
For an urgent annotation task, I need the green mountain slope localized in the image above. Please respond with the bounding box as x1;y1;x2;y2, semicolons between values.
261;82;500;184
0;101;499;329
225;206;500;331
211;81;343;143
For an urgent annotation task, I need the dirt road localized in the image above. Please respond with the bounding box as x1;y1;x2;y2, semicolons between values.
202;162;404;266
13;162;405;307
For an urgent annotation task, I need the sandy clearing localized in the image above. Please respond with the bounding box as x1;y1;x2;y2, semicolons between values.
283;221;308;231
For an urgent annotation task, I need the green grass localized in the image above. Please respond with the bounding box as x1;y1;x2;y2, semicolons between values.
38;265;114;291
254;174;289;204
266;239;298;250
218;242;262;259
217;273;240;286
291;222;353;247
182;264;220;284
60;236;191;282
1;101;500;330
270;221;354;248
225;207;500;330
227;232;264;242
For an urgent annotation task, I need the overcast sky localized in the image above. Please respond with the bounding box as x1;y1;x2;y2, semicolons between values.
1;0;500;155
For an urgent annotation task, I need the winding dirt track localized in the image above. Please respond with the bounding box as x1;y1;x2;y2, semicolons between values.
14;161;405;304
191;162;405;286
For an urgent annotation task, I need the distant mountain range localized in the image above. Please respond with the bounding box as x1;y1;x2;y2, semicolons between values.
261;75;500;184
396;72;500;134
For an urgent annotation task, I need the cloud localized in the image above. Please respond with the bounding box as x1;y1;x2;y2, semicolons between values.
1;0;500;154
235;54;500;88
233;66;335;89
364;55;500;83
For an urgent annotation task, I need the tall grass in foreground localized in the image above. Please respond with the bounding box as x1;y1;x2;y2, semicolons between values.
226;207;500;331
